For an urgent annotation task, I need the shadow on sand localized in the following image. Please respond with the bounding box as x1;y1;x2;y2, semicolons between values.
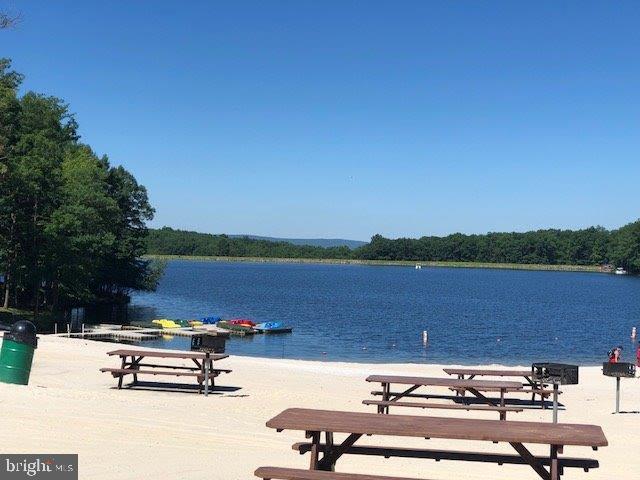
110;381;245;396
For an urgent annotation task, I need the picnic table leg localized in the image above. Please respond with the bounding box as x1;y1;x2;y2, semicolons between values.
457;374;466;398
552;383;559;423
117;355;127;389
510;442;551;480
204;352;210;397
324;432;335;472
309;431;321;469
467;387;497;407
317;433;362;471
524;375;537;403
550;445;559;480
379;382;390;414
192;359;203;394
208;358;215;389
499;388;506;420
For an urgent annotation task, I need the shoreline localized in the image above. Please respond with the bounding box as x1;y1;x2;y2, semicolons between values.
46;335;611;367
145;254;603;273
213;352;608;368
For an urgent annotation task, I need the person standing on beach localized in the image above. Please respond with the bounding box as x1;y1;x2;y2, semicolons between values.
608;346;622;363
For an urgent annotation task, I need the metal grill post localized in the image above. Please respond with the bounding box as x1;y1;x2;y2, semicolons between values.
552;382;559;423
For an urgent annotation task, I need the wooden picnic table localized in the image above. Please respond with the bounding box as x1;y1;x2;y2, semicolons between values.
443;368;549;402
101;348;230;396
366;375;522;419
265;408;607;480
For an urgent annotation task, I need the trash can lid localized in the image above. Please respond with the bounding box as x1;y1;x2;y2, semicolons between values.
4;320;38;348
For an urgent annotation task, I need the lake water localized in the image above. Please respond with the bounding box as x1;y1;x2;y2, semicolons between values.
128;260;640;365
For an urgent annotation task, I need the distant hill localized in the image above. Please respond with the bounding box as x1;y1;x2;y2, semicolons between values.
229;235;366;249
146;228;357;259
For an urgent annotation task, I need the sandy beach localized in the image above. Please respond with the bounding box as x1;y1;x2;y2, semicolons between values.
1;336;638;479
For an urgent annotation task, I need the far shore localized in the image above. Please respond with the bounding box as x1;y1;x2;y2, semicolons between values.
145;254;603;273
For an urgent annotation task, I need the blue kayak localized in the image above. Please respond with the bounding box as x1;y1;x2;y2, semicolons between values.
255;321;292;333
201;316;222;324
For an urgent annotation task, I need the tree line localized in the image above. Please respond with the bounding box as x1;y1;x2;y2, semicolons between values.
148;222;640;273
0;59;161;314
147;228;353;260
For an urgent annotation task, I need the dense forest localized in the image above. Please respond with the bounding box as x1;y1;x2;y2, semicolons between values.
0;59;161;314
147;228;353;260
148;222;640;274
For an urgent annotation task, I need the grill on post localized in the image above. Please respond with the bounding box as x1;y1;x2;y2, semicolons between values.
531;363;579;423
531;363;579;385
602;362;636;378
190;332;229;397
602;362;636;413
191;333;228;354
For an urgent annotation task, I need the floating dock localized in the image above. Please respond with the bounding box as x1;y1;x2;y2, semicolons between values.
52;325;209;342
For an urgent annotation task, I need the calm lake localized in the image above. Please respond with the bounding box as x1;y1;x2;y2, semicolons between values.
127;260;640;365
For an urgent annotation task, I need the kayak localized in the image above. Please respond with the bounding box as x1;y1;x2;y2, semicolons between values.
255;321;283;330
151;319;182;329
228;318;256;327
173;319;200;327
255;321;293;334
217;320;256;335
201;316;221;324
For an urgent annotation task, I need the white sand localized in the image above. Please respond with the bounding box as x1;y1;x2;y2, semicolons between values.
1;336;638;479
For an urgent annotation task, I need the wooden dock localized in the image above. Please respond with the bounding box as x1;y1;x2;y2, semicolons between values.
194;324;232;335
51;325;209;342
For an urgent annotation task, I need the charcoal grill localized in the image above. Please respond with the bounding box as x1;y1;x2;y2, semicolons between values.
531;363;579;423
191;332;229;394
602;362;637;413
191;333;228;354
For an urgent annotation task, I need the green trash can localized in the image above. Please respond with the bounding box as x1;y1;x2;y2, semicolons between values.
0;320;38;385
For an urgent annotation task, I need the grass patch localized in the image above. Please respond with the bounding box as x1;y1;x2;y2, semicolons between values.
0;307;65;332
144;255;602;273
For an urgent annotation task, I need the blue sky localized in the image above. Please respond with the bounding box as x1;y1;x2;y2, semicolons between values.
2;1;639;240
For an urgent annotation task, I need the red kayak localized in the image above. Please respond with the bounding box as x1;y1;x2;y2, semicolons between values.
227;318;256;327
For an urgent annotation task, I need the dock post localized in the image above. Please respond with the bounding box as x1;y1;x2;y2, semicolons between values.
615;377;621;414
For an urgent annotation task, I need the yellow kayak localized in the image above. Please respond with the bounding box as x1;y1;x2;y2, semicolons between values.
151;319;182;329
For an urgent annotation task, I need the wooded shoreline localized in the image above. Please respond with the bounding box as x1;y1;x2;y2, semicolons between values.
145;254;603;272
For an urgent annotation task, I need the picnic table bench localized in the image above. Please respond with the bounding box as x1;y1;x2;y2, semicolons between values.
365;375;523;419
100;349;230;396
260;408;607;480
443;368;550;403
255;466;426;480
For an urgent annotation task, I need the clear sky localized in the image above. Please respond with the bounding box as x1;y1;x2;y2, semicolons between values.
2;1;639;240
